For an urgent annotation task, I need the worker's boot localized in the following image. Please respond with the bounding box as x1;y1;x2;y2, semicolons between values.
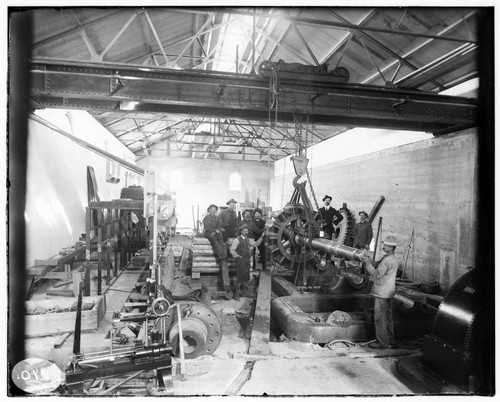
241;284;251;298
233;284;240;301
224;285;233;300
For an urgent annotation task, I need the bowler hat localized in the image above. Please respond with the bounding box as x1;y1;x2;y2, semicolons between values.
359;211;368;217
383;235;397;247
322;195;332;201
207;204;218;212
226;199;238;205
239;224;249;232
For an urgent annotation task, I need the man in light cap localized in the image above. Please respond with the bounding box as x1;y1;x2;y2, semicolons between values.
219;199;238;241
360;235;399;349
230;224;266;300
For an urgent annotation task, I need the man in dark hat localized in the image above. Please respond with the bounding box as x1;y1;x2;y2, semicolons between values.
238;209;256;239
219;199;238;242
229;224;266;300
353;211;373;250
318;195;343;240
203;204;231;297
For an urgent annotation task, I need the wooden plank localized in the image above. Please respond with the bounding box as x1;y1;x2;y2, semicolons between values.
192;267;236;274
53;333;72;348
34;259;59;266
105;267;146;313
34;245;86;267
90;200;144;209
248;271;272;355
26;265;53;277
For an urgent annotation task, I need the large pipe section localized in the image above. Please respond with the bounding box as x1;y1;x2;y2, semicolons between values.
282;226;366;262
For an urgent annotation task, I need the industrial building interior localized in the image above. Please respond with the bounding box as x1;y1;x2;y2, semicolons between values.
7;6;495;397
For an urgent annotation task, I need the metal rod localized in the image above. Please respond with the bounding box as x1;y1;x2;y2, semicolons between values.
402;228;414;277
73;282;83;355
373;216;383;261
98;370;145;395
176;304;187;381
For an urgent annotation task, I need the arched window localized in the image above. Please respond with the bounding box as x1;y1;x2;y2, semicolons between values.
229;172;242;192
171;170;184;192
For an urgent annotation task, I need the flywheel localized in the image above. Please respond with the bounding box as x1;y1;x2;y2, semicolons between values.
267;204;322;270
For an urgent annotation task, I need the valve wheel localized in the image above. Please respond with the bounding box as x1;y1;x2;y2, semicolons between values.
151;297;171;317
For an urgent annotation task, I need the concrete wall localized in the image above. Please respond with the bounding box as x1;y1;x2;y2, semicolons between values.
270;129;478;289
139;157;273;229
24;111;141;268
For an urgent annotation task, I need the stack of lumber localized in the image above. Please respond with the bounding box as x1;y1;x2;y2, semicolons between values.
191;237;235;279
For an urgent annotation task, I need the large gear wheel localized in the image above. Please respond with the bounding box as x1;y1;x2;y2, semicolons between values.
267;204;322;270
331;207;354;247
267;204;321;274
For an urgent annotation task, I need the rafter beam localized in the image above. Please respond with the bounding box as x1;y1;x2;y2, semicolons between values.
361;10;478;86
178;7;477;44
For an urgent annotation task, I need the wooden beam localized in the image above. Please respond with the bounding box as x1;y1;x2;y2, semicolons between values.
248;271;272;355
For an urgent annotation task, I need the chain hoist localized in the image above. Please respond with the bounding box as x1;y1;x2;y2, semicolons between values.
303;113;320;211
293;112;303;156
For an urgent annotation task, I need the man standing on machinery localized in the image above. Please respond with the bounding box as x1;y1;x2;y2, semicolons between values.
318;195;344;239
318;195;344;264
203;204;231;298
353;211;373;250
219;199;239;241
360;235;399;349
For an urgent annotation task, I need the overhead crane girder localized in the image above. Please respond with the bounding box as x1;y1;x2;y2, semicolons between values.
30;60;477;135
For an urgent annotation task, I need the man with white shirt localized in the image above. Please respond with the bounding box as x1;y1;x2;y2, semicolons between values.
318;195;343;240
230;224;265;300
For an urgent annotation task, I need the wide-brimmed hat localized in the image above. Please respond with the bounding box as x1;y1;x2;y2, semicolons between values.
207;204;218;212
383;235;397;247
359;211;368;217
226;198;238;205
322;195;332;202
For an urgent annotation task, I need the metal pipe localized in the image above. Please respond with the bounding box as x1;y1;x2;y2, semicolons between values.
77;345;171;365
394;293;416;309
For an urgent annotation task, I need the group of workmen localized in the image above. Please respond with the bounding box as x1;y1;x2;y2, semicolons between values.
202;198;268;300
203;195;400;350
318;194;373;250
319;194;401;350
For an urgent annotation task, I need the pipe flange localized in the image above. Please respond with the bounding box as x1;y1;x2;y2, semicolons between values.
169;317;208;359
163;301;223;357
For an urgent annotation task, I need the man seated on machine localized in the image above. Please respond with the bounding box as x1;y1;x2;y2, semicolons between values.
202;204;231;298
